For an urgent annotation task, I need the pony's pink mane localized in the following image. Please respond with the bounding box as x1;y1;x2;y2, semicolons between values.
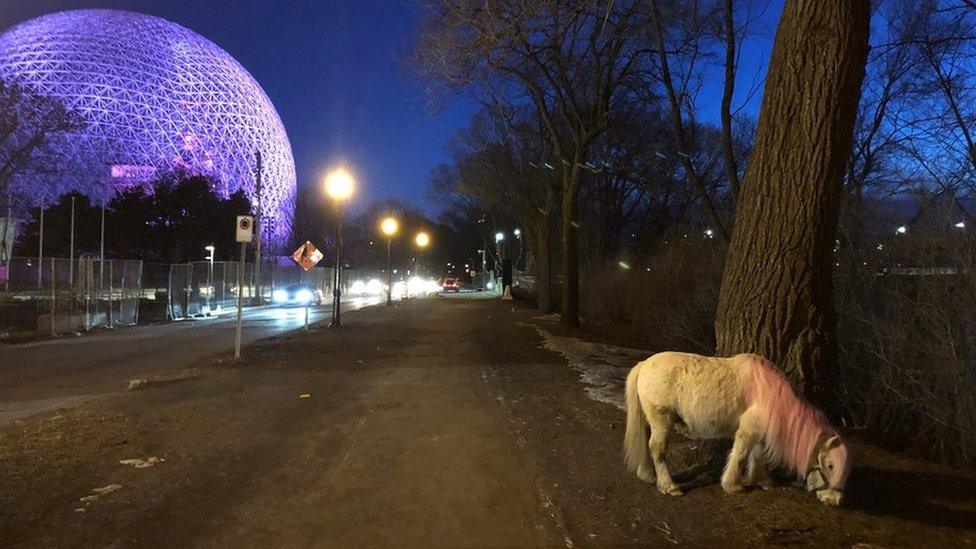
743;356;834;475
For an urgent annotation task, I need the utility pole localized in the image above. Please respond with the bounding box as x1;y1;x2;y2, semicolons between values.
252;150;264;305
69;196;75;289
3;201;10;292
100;197;106;296
37;206;44;287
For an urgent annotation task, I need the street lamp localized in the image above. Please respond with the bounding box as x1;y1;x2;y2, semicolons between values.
494;231;504;278
414;231;430;277
380;216;399;306
205;245;215;312
325;167;355;327
513;228;522;273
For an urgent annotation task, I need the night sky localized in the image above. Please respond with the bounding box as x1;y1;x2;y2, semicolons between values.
1;0;782;215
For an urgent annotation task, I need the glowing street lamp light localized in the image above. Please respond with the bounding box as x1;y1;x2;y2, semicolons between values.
324;166;355;328
495;231;504;243
414;231;430;278
955;221;966;229
324;167;354;201
380;216;399;306
896;225;907;235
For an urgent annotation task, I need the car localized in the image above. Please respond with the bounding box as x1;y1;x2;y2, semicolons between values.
442;278;461;292
272;283;324;307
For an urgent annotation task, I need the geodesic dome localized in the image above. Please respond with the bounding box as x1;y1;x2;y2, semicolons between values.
0;9;296;247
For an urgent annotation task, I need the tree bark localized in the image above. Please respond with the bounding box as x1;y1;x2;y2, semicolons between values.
533;215;553;313
714;0;870;405
561;161;582;328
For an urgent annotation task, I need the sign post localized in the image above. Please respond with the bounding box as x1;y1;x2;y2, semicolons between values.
235;215;254;359
291;241;323;331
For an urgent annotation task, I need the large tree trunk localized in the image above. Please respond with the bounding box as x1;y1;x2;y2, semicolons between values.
714;0;870;405
560;162;582;328
533;214;553;313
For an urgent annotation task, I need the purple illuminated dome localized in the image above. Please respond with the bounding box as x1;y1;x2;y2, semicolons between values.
0;9;296;247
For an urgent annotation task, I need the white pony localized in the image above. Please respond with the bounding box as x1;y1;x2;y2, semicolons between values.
624;352;850;506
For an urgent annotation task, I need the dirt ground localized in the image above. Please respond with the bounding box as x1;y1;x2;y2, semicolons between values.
1;297;974;547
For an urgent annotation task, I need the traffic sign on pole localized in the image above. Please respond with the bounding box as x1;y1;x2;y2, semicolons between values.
234;216;252;359
291;241;323;272
236;215;254;243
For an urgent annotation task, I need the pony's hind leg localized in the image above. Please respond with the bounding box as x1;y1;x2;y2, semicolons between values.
637;462;656;483
646;406;683;496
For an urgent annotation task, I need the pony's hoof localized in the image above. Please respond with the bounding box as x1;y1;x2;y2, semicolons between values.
636;467;656;484
658;483;683;496
722;481;744;494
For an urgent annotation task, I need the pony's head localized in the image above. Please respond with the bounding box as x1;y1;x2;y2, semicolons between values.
806;434;850;506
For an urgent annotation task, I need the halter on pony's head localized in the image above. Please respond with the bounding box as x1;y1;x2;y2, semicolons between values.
805;431;849;506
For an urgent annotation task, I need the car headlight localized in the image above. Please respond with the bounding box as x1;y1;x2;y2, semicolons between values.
350;280;367;295
296;289;313;303
272;289;287;303
366;279;383;296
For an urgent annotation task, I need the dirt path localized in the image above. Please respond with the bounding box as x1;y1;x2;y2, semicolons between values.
1;297;974;547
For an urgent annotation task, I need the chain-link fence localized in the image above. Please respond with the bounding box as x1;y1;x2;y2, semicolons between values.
0;256;367;337
0;256;143;337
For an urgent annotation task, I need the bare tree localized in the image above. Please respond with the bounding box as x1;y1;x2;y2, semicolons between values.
714;0;871;404
648;0;732;241
445;108;560;311
0;79;84;211
416;0;649;327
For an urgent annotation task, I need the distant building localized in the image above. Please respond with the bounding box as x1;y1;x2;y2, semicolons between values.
0;9;296;246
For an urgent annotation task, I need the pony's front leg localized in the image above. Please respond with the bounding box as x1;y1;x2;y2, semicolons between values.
722;410;761;494
744;445;773;489
647;407;683;496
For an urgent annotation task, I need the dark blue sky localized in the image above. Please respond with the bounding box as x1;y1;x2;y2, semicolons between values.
2;0;781;214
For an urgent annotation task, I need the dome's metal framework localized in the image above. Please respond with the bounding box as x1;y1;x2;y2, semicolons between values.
0;9;296;247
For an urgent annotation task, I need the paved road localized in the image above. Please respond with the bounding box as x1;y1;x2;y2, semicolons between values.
0;297;382;422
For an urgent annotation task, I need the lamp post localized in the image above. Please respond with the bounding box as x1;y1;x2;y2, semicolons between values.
513;228;522;273
414;231;430;278
380;216;399;306
325;167;355;328
494;231;504;277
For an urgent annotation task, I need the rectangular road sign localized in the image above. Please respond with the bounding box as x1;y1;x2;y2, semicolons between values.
292;241;324;272
236;215;254;243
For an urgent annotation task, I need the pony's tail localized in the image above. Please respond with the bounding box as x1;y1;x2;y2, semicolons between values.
624;360;650;475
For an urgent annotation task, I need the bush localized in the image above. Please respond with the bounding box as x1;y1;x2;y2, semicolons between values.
836;240;976;466
580;239;725;353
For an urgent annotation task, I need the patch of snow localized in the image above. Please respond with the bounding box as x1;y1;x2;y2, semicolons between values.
119;457;164;468
79;483;122;504
532;325;651;410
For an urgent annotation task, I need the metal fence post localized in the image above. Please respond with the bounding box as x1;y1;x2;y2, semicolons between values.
108;259;114;328
50;258;56;336
167;264;174;321
185;262;192;317
134;260;143;325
